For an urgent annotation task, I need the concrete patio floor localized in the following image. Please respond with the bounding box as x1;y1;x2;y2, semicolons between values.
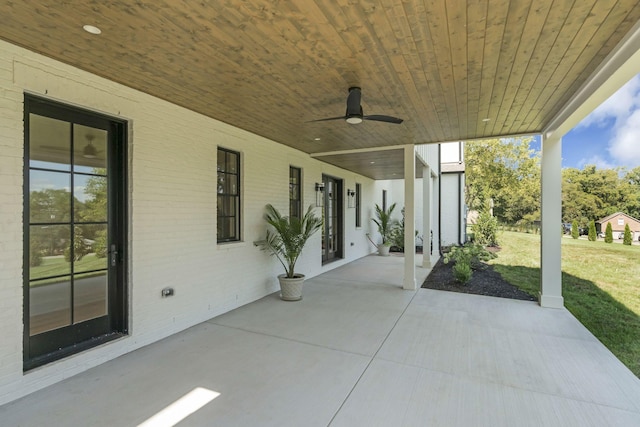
2;254;640;426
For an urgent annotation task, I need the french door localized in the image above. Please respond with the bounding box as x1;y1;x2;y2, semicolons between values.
321;174;343;264
23;95;128;369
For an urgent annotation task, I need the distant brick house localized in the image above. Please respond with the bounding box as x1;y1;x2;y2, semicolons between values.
596;212;640;240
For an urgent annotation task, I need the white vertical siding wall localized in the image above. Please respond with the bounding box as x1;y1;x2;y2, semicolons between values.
440;173;466;246
415;144;439;169
0;40;377;404
439;142;466;246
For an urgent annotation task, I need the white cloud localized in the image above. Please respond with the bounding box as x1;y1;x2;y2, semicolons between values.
577;75;640;129
575;74;640;167
609;109;640;166
576;154;617;170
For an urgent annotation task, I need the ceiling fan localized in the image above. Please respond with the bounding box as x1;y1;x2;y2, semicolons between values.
80;135;99;159
309;87;403;125
39;134;103;159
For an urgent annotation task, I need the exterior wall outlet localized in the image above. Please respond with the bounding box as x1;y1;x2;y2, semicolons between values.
161;287;174;297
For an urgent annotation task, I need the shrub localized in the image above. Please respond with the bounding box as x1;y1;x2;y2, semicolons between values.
571;220;579;239
443;243;497;284
29;251;42;267
472;211;498;246
588;220;596;241
605;223;613;243
453;261;472;283
64;232;89;262
623;224;632;245
94;229;108;258
388;207;418;251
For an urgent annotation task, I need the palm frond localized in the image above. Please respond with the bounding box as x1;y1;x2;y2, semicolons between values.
254;204;322;278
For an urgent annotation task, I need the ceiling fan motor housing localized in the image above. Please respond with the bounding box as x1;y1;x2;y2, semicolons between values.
346;87;363;124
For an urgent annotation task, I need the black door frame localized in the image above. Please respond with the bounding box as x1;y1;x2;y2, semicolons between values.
23;95;128;370
321;174;344;264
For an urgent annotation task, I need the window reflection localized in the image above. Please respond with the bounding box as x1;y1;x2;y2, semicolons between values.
74;271;108;323
28;114;112;336
74;174;107;222
29;224;71;280
30;277;72;335
29;114;71;171
73;125;107;172
29;170;71;223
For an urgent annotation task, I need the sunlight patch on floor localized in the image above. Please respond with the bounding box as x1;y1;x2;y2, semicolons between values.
137;387;220;427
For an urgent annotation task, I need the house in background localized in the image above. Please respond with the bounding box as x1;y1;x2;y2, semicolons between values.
597;212;640;240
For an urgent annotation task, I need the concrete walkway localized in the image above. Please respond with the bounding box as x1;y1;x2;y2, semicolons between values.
2;255;640;426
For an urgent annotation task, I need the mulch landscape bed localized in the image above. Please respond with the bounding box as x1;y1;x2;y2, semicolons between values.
421;251;537;301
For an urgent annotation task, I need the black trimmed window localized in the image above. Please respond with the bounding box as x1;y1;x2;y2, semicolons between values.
355;183;362;227
289;166;301;219
217;147;240;242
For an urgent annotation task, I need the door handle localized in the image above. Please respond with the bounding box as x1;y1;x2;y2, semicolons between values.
110;244;118;267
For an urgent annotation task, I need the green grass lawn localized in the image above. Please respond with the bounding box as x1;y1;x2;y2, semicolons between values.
31;254;107;284
489;231;640;377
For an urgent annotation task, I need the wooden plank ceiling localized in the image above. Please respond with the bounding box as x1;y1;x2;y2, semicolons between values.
2;1;640;179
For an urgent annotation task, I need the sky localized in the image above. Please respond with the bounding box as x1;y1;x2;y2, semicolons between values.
556;74;640;170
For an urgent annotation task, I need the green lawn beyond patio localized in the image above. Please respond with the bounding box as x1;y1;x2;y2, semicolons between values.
490;231;640;377
30;254;106;285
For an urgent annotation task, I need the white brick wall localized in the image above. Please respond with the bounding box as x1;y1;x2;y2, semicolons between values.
0;40;376;405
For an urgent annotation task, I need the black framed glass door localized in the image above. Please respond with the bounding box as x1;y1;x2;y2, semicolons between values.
24;95;127;369
321;174;343;264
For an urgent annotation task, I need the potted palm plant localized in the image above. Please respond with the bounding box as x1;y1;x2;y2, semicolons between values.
372;202;398;256
254;204;322;301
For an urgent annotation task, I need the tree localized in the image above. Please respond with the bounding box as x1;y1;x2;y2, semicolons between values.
624;167;640;219
605;222;613;243
465;137;540;224
562;165;640;225
473;209;499;246
588;220;596;241
64;230;90;262
623;224;632;245
81;171;107;223
571;220;579;239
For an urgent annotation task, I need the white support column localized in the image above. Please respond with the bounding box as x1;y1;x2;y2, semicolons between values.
423;165;432;268
540;134;564;308
403;144;416;290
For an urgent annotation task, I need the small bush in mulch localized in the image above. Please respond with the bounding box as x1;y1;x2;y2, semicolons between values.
422;256;536;301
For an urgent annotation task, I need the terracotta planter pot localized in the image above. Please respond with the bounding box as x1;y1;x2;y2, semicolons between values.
278;274;305;301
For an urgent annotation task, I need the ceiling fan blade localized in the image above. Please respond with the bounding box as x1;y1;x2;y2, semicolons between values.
363;115;404;124
346;87;362;115
306;116;346;123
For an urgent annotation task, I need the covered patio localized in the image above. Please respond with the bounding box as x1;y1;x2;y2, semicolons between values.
3;0;640;412
1;255;638;426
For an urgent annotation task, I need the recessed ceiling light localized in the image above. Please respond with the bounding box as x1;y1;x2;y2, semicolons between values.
83;25;102;35
482;118;491;122
314;137;321;141
370;161;375;164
